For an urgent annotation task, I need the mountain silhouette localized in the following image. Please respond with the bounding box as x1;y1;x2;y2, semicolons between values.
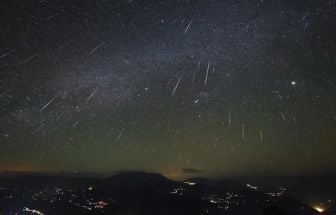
0;171;321;215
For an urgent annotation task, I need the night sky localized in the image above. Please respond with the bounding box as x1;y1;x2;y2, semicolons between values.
0;0;336;177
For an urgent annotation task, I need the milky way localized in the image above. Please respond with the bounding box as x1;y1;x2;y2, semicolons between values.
0;0;336;176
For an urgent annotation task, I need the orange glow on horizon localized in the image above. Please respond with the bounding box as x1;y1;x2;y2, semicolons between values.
160;168;185;180
0;163;50;173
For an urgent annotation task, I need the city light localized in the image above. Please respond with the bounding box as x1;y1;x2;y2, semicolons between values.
313;206;325;213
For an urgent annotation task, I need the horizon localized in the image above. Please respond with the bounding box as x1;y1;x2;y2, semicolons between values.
2;169;336;179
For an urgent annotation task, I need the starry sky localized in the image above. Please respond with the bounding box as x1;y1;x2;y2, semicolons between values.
0;0;336;177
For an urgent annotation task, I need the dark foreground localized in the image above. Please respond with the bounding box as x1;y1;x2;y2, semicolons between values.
0;172;335;215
